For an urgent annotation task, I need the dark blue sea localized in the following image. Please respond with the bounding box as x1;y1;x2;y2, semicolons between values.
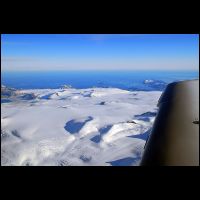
1;70;199;91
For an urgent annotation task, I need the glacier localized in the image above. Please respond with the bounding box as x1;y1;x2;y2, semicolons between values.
1;87;162;166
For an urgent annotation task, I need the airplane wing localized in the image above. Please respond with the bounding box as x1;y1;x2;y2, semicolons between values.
140;79;199;166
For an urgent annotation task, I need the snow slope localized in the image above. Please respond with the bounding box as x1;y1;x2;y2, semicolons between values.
1;88;161;166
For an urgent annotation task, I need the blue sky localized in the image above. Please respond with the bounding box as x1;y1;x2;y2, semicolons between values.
1;34;199;71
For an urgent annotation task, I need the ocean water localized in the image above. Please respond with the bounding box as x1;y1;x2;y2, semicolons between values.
1;70;199;91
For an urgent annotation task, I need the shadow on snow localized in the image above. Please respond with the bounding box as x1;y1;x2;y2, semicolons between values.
90;125;112;143
64;116;93;134
127;129;152;141
106;156;141;166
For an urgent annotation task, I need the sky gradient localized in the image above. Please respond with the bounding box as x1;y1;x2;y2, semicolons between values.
1;34;199;71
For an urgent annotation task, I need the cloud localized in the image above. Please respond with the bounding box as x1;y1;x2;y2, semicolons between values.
86;34;146;42
1;56;199;71
53;34;148;43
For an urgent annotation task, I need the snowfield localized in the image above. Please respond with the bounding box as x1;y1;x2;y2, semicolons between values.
1;88;162;166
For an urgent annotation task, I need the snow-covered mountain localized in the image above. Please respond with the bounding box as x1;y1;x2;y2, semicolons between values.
1;87;161;166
